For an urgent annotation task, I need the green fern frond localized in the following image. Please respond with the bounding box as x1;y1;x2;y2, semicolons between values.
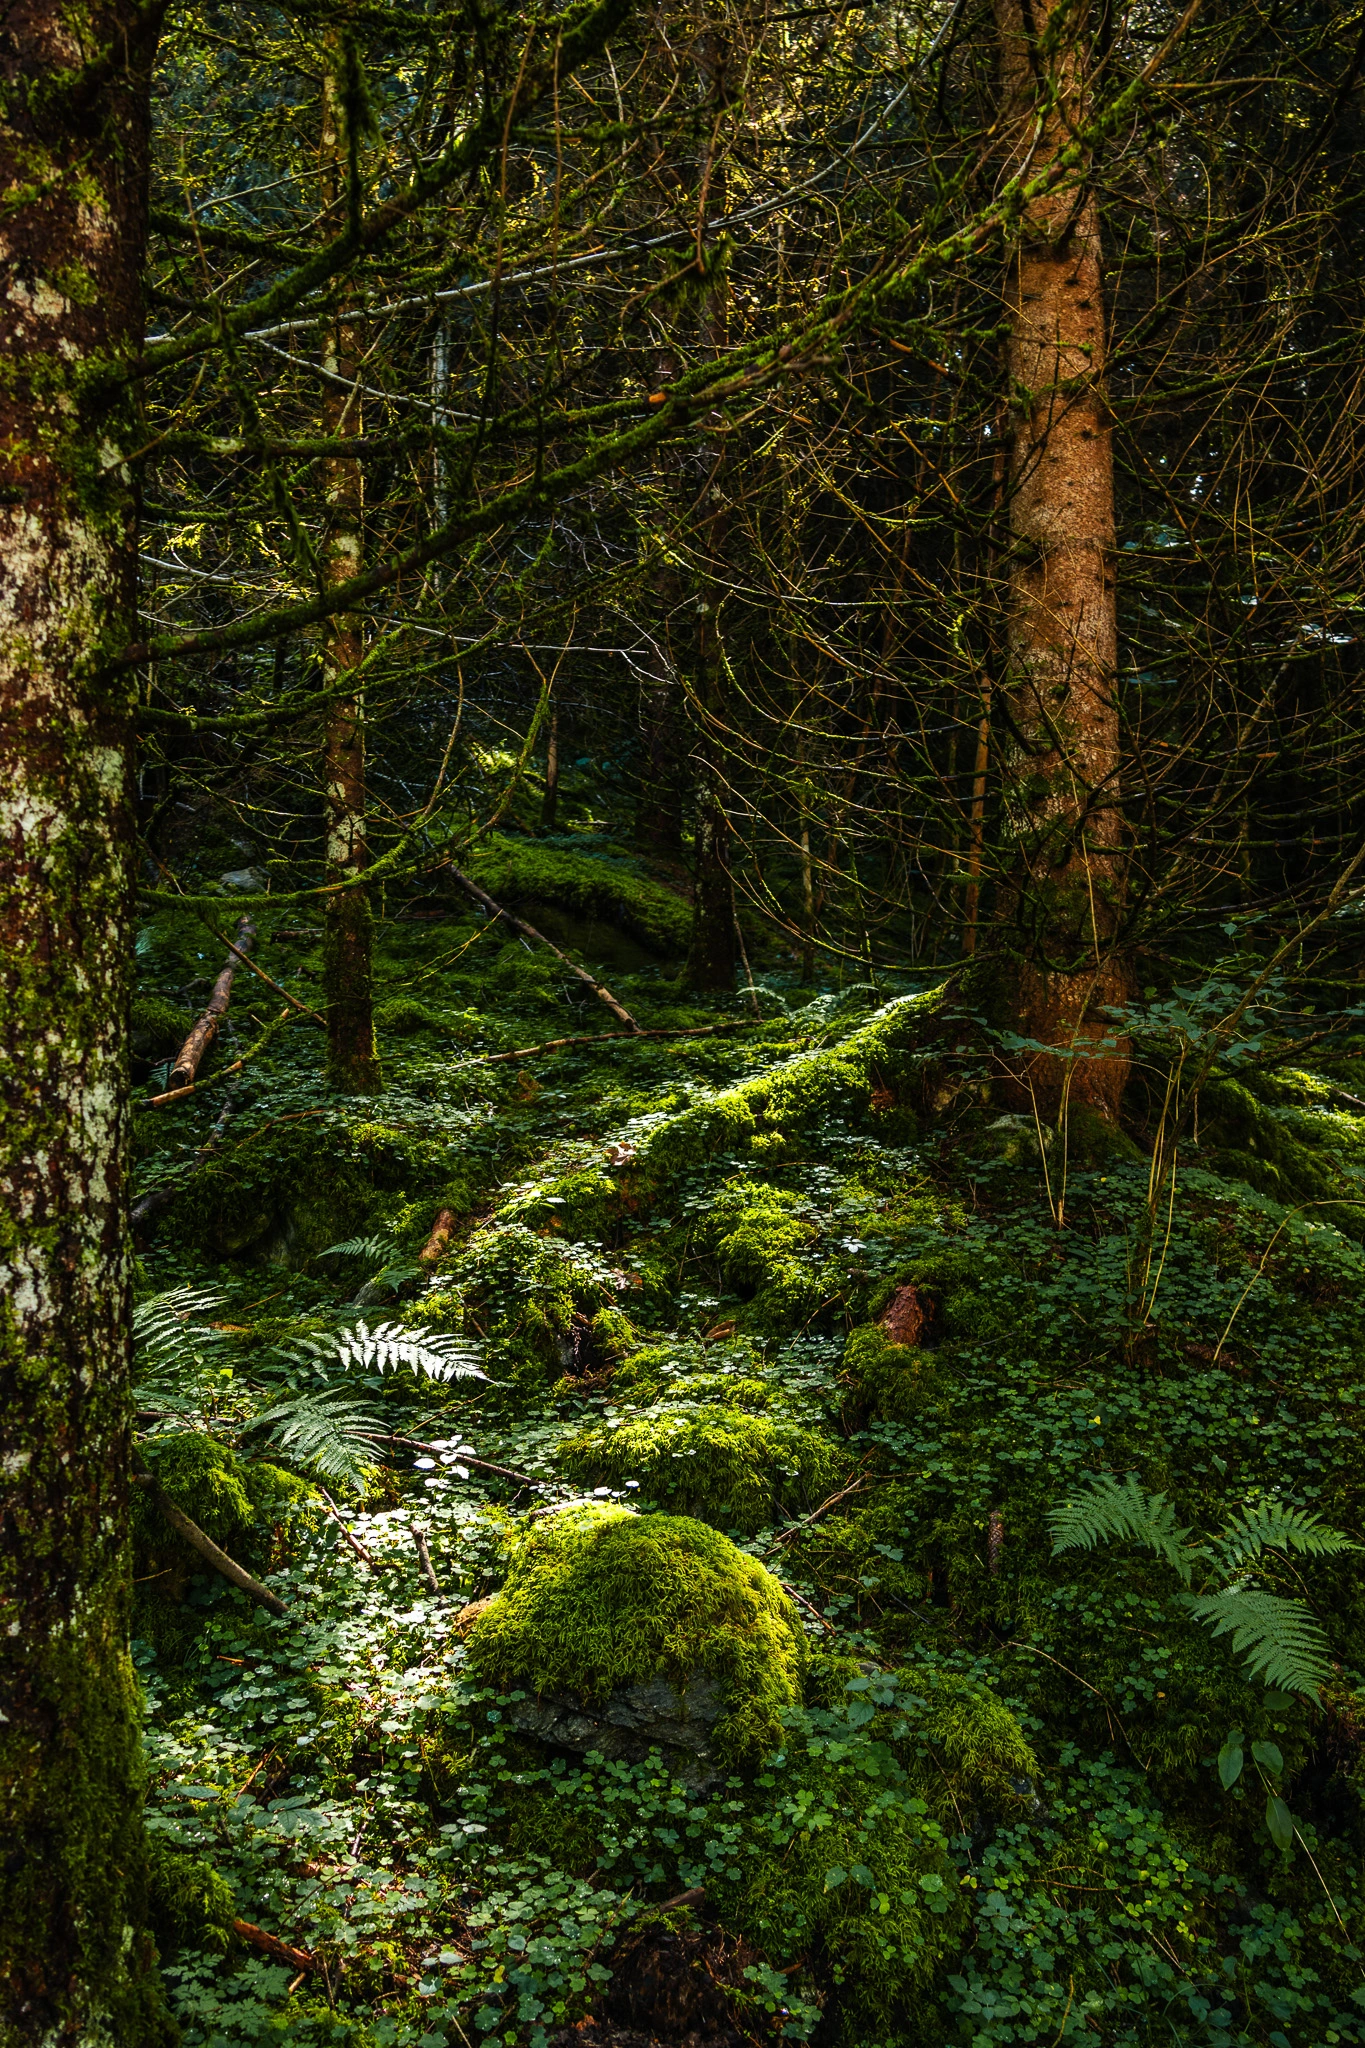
318;1234;403;1263
1215;1499;1358;1573
1049;1474;1199;1585
286;1319;485;1385
1187;1587;1335;1700
250;1389;388;1492
132;1286;226;1383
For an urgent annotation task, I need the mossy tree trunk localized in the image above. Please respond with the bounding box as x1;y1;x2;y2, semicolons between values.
683;30;738;994
0;1;171;2036
320;34;380;1094
991;0;1130;1118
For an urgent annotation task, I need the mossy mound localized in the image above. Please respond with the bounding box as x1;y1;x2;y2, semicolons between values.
466;1503;807;1765
469;834;692;955
844;1324;952;1421
136;1433;317;1578
557;1408;842;1535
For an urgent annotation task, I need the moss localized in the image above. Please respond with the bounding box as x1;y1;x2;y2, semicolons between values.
903;1668;1037;1807
640;988;947;1182
558;1408;842;1535
146;1835;236;1957
131;992;192;1057
705;1180;824;1336
467;1503;807;1766
844;1324;952;1421
139;1431;252;1549
1197;1071;1365;1236
469;834;692;954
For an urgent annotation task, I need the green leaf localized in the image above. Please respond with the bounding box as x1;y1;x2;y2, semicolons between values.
1218;1731;1245;1789
1265;1794;1294;1853
1251;1740;1284;1777
1216;1499;1358;1572
850;1864;875;1888
824;1867;846;1891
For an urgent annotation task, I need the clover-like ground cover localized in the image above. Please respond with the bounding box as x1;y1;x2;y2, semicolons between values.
128;880;1365;2047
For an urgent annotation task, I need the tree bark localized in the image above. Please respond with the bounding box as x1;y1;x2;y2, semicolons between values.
0;1;172;2036
540;707;560;830
169;914;256;1088
992;0;1130;1118
683;33;738;994
320;35;381;1095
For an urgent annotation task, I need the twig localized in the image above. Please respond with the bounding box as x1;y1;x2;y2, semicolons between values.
397;1437;558;1491
317;1485;376;1567
778;1580;837;1633
411;1524;441;1595
470;1020;755;1066
760;1473;872;1553
208;921;325;1025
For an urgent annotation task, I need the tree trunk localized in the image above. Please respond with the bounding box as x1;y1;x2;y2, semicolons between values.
0;2;171;2037
320;37;380;1095
992;0;1130;1119
541;707;560;830
683;33;738;994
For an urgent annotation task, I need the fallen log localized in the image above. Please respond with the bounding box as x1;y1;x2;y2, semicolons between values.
446;865;640;1032
170;915;257;1088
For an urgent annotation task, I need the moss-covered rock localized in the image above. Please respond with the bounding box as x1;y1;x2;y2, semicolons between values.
558;1408;842;1535
466;1503;807;1766
844;1324;951;1421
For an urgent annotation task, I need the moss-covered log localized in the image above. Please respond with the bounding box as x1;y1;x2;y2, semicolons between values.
0;1;170;2033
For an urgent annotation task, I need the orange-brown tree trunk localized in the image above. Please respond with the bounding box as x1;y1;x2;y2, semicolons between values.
320;37;380;1093
993;0;1130;1119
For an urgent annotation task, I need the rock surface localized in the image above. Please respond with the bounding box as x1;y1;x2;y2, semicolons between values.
510;1673;723;1787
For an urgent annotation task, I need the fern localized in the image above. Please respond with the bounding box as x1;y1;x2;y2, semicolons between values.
319;1235;403;1263
1186;1588;1335;1699
133;1286;226;1392
284;1320;486;1384
1214;1499;1359;1573
1049;1474;1199;1584
249;1389;389;1491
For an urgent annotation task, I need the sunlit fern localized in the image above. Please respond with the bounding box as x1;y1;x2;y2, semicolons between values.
247;1388;390;1492
280;1319;486;1385
1050;1475;1356;1699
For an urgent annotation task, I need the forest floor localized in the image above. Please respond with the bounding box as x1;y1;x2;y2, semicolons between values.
131;833;1365;2048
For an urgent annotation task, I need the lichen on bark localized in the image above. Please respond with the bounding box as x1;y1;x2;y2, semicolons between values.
0;0;172;2035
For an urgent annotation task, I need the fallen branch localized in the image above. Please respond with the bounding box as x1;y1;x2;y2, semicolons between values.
760;1473;873;1554
317;1485;376;1567
208;920;324;1025
447;864;640;1031
134;1471;289;1617
143;1002;295;1107
170;915;257;1088
468;1020;758;1067
233;1919;316;1972
778;1579;837;1633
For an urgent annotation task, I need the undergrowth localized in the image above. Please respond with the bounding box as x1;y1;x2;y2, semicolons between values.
129;867;1365;2048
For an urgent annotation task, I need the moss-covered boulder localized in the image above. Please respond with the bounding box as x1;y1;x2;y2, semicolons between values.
466;1503;807;1767
558;1408;842;1535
